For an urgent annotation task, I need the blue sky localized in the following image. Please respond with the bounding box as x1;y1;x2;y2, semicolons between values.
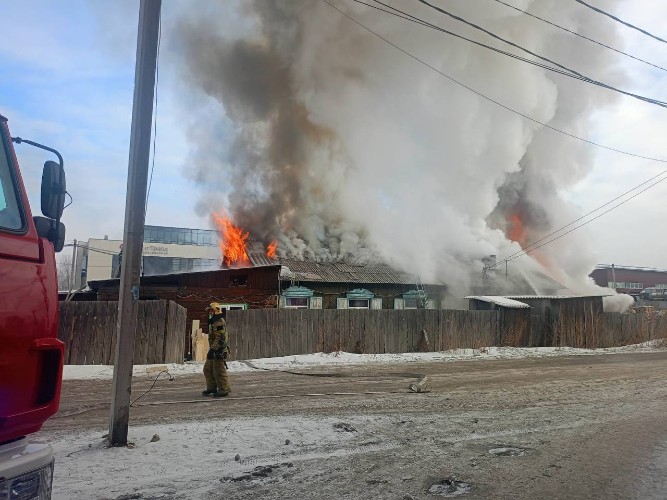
1;0;212;242
1;0;666;268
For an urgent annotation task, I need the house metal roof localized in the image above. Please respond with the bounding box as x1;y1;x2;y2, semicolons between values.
502;295;610;300
278;257;441;286
465;296;531;309
248;253;278;267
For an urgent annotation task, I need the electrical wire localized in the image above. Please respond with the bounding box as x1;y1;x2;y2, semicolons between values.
493;0;667;73
324;0;667;265
130;370;173;407
324;0;667;163
415;0;584;78
354;0;587;79
364;0;667;108
490;168;667;266
145;10;162;218
63;242;119;257
496;174;667;265
574;0;667;44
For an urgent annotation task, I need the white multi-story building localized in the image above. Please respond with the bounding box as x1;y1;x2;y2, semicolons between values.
74;225;220;287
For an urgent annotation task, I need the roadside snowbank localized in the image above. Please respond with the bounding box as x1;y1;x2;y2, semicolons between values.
50;414;374;500
62;340;664;381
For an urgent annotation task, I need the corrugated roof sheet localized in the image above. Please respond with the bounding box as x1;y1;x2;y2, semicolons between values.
464;296;531;309
248;252;278;267
502;295;610;300
278;257;441;285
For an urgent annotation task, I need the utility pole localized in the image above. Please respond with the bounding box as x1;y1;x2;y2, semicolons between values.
70;238;77;290
109;0;161;446
611;263;616;288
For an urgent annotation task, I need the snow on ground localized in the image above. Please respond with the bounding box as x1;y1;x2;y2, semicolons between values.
51;414;383;499
62;340;665;381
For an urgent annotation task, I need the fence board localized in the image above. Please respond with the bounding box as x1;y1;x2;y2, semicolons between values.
58;300;185;365
222;308;667;360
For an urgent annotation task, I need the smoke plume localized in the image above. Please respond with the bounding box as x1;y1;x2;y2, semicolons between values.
177;0;629;299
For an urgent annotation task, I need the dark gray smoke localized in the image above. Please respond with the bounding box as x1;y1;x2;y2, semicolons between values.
177;0;628;296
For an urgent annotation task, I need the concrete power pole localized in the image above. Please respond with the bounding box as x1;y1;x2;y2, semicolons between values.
109;0;161;446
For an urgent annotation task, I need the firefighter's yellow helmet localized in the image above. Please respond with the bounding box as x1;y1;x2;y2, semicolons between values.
206;302;224;315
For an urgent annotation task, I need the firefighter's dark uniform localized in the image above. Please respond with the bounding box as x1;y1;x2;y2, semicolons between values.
203;313;230;396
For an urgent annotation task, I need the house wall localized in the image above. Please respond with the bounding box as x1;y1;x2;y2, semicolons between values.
92;266;281;358
280;282;447;309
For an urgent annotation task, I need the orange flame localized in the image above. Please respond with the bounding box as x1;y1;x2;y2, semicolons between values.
212;211;250;267
508;213;526;246
266;240;278;259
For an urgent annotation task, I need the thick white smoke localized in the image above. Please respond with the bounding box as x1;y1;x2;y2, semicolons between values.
177;0;630;300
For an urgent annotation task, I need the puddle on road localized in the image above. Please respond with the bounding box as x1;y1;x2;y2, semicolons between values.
427;477;471;497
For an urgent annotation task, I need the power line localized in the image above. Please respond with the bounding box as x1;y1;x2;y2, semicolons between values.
497;174;667;264
64;242;120;256
574;0;667;44
358;0;583;81
493;0;667;73
323;0;667;265
415;0;584;78
324;0;667;163
492;168;667;266
145;10;162;217
377;0;667;108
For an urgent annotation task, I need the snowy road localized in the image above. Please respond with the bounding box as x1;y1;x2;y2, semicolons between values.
41;349;667;499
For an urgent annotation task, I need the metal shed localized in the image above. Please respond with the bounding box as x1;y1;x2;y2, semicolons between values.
465;296;531;346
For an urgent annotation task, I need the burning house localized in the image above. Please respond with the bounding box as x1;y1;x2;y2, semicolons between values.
86;214;448;355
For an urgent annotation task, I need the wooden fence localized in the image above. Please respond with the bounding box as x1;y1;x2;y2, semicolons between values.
226;309;498;360
58;300;186;364
226;309;667;360
554;310;667;348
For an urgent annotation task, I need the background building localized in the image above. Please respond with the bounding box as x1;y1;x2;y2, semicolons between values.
74;225;220;286
590;264;667;296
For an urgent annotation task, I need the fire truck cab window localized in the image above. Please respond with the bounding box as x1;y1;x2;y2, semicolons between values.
0;134;23;231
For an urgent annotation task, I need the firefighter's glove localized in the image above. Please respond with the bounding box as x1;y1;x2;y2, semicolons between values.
207;349;216;360
214;349;225;360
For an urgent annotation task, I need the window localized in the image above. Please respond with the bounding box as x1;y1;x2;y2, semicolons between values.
143;226;218;246
230;274;248;287
404;298;418;309
0;130;23;231
348;299;370;309
610;282;643;289
656;284;667;289
286;297;309;308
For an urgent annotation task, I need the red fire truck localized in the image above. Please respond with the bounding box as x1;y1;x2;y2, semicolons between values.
0;113;66;499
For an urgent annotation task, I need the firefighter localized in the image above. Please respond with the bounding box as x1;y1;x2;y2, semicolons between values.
202;302;231;397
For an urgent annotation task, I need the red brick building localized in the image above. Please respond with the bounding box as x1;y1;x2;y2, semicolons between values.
589;265;667;296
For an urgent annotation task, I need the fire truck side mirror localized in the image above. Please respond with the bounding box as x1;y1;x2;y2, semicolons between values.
33;216;66;252
41;160;66;220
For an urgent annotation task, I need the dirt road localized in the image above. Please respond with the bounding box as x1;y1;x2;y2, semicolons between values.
42;350;667;499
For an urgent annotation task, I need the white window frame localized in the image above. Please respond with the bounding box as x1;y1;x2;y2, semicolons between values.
348;298;370;309
218;303;248;311
285;297;309;309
